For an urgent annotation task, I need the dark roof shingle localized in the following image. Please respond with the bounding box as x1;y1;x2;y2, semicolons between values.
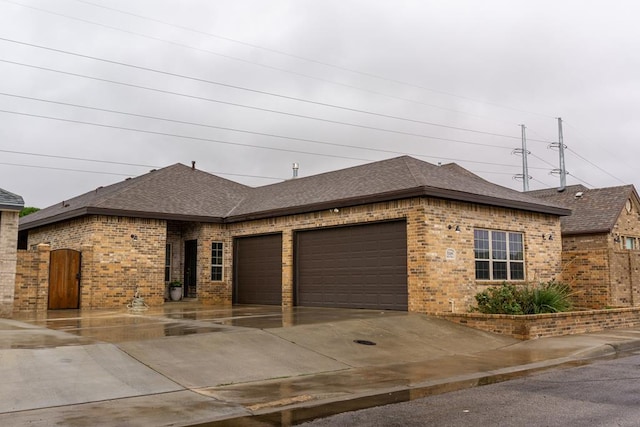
228;156;570;220
528;184;636;235
0;187;24;211
20;164;251;229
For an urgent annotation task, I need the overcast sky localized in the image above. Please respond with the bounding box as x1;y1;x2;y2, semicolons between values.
1;0;639;208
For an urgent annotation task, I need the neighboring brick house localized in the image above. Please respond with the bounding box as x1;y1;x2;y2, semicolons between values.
0;187;24;317
529;184;640;308
18;156;569;313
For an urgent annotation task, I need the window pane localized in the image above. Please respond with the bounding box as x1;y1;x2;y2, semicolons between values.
475;260;490;280
211;266;222;281
493;261;507;280
211;242;223;281
510;262;524;280
492;232;507;260
509;233;524;260
164;244;171;282
626;237;635;250
474;229;490;259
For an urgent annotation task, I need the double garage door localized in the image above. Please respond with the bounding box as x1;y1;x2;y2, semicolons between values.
234;221;407;310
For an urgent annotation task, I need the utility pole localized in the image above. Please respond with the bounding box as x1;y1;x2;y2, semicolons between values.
512;124;531;191
549;117;567;191
557;117;566;191
520;124;530;191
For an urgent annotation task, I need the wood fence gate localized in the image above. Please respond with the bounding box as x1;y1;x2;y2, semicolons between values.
48;249;81;309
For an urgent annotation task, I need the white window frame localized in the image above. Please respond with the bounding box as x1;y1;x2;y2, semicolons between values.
474;229;525;281
211;241;224;281
165;243;171;283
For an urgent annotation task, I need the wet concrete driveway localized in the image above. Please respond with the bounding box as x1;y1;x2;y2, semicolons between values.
4;303;640;426
11;303;415;345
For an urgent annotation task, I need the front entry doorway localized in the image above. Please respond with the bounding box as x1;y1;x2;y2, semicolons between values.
184;240;197;298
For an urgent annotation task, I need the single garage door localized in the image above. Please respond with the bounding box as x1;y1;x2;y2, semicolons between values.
295;221;407;310
234;233;282;305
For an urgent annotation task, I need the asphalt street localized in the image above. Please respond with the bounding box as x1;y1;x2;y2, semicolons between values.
302;352;640;427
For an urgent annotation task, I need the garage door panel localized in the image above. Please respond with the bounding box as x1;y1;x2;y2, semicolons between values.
234;234;282;305
296;221;407;311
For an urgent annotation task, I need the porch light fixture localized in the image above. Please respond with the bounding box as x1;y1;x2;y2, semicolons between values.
542;233;553;241
448;225;461;233
130;234;138;240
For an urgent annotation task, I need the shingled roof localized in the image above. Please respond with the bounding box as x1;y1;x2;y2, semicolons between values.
20;156;570;231
227;156;570;221
527;184;638;235
0;187;24;211
20;164;251;230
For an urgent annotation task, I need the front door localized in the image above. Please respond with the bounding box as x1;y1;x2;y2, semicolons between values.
184;240;197;298
48;249;81;309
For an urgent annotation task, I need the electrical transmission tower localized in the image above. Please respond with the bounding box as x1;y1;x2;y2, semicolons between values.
512;124;531;191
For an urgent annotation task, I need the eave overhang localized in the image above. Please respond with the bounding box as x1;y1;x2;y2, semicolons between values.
225;186;571;223
19;207;224;231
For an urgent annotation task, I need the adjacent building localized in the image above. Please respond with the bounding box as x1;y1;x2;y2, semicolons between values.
529;184;640;308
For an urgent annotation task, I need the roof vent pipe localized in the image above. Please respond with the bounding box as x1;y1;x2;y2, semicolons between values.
191;161;196;170
292;162;299;178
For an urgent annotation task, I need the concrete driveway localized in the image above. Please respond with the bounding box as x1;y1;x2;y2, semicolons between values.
4;303;639;426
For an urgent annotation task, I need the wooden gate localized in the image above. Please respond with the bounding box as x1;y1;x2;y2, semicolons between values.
49;249;81;309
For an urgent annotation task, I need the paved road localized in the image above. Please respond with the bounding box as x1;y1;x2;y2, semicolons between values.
302;352;640;427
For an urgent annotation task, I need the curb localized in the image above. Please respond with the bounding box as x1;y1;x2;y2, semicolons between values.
190;339;640;427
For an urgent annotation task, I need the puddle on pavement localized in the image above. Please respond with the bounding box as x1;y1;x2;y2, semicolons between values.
0;334;93;349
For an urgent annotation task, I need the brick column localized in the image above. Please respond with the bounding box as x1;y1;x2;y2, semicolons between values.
34;243;51;311
281;229;294;308
0;210;19;317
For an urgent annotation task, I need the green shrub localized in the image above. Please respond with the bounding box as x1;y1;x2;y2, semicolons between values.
473;281;573;315
474;283;525;315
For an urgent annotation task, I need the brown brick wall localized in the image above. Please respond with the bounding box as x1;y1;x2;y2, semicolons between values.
21;196;562;313
561;249;610;308
559;205;640;309
26;215;166;309
14;244;50;312
225;197;562;313
440;307;640;340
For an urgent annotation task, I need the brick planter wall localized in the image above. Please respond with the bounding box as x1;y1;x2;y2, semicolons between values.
438;307;640;340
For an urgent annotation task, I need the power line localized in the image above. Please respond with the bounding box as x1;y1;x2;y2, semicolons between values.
566;147;626;185
1;92;542;170
0;108;377;162
0;0;540;127
0;59;515;150
0;158;284;181
72;0;555;119
0;36;527;142
0;161;133;176
0;149;157;168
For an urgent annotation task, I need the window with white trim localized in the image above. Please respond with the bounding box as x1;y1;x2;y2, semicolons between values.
211;242;223;281
474;229;525;281
164;244;171;282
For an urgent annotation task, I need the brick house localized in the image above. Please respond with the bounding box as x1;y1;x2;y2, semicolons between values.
529;184;640;309
18;156;569;313
0;187;24;317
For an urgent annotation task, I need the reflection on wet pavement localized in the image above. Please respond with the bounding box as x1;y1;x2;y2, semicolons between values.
9;304;402;346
